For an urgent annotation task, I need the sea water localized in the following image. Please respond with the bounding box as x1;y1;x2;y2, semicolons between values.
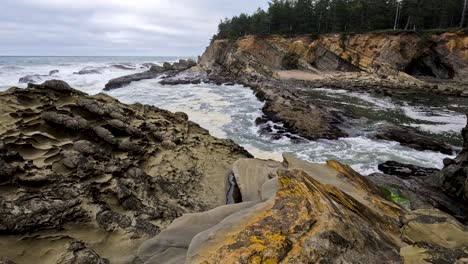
1;56;466;174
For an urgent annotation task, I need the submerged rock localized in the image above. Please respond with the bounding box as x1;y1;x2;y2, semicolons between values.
0;80;250;263
18;74;48;84
73;68;102;75
49;70;59;75
111;64;136;70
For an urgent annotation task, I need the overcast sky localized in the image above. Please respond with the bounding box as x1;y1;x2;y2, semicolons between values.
0;0;269;56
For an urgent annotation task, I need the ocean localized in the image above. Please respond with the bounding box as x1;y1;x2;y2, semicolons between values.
0;56;465;174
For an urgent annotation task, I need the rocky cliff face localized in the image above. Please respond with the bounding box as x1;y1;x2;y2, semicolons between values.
199;31;468;90
0;80;250;263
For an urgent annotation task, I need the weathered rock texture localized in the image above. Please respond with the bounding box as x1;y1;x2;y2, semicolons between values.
199;31;468;95
0;80;250;263
137;154;468;263
434;117;468;203
250;81;348;140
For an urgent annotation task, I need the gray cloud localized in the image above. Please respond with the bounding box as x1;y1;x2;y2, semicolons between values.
0;0;268;56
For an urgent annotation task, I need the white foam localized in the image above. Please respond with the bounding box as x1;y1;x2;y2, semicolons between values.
0;58;461;175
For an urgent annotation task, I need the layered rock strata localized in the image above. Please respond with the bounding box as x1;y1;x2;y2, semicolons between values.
0;80;250;263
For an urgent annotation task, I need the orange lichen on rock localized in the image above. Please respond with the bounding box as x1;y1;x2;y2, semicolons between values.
190;167;404;264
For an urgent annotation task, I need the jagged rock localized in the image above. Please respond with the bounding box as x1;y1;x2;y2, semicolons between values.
150;65;165;73
375;125;454;155
171;59;196;71
433;116;468;203
104;60;197;91
0;81;250;262
250;81;348;140
378;161;440;178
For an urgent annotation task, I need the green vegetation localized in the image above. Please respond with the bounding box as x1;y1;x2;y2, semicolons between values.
381;186;411;210
213;0;467;40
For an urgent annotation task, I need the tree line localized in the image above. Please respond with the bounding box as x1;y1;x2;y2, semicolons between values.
214;0;468;40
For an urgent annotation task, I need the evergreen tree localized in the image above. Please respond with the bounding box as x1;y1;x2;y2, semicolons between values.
212;0;466;40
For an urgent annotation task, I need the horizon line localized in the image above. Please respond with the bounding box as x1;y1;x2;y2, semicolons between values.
0;55;198;57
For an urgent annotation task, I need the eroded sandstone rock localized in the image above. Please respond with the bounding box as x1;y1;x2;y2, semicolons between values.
0;80;250;263
138;155;406;263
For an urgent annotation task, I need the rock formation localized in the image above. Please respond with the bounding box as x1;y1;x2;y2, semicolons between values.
434;117;468;203
375;125;454;155
137;154;468;263
249;81;348;140
199;31;468;96
104;59;196;90
0;80;250;263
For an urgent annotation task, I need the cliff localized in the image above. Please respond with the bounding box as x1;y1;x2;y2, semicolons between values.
199;31;468;94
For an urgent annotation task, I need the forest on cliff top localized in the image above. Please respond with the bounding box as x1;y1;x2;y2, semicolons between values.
214;0;468;40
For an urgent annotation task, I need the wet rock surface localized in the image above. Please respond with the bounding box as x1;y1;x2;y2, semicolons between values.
104;59;196;90
434;118;468;203
375;125;454;155
378;161;440;178
248;80;348;140
0;80;250;263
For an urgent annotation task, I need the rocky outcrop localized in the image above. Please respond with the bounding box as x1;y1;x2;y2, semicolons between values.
375;125;454;155
199;31;468;95
0;80;250;263
104;59;196;90
250;81;348;140
137;155;405;263
19;69;61;84
137;153;468;263
434;117;468;203
378;161;440;178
